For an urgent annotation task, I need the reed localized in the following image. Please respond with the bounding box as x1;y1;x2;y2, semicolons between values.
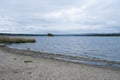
0;36;36;43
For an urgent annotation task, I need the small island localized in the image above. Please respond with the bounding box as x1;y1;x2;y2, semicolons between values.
47;33;54;36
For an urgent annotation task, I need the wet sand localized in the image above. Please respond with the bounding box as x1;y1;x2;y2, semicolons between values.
0;46;120;80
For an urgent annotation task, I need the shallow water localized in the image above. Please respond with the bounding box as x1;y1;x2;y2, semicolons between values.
8;36;120;67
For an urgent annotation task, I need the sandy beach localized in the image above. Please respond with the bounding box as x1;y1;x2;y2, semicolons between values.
0;46;120;80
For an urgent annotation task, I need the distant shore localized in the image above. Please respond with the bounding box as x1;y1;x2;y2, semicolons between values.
0;45;120;80
0;33;120;36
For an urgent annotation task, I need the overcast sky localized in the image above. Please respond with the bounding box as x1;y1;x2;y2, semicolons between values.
0;0;120;34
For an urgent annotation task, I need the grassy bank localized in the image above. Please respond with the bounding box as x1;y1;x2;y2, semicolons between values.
0;36;36;43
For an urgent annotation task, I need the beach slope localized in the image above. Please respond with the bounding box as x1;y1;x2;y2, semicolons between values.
0;47;120;80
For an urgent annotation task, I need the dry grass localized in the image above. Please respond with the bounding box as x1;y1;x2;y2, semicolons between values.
0;36;36;43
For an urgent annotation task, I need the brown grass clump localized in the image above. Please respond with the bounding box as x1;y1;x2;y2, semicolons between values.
0;36;36;43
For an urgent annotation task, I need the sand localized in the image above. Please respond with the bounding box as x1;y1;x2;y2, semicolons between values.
0;46;120;80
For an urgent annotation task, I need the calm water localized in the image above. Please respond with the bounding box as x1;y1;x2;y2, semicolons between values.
8;36;120;67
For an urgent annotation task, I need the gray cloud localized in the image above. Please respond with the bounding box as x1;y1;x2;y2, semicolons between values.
0;0;120;34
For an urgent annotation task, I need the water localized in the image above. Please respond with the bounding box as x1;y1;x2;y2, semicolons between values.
8;36;120;67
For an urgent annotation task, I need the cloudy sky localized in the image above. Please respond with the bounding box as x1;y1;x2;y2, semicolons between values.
0;0;120;34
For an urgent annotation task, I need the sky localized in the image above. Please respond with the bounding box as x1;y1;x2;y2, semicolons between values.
0;0;120;34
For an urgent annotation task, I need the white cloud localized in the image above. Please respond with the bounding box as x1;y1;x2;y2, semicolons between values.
42;0;102;22
43;7;85;22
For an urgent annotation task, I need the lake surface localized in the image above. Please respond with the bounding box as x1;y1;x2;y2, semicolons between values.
8;36;120;67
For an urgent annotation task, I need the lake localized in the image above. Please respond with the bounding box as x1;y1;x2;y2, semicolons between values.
8;36;120;67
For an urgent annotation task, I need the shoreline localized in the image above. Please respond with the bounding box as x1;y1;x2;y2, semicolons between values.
1;45;120;69
0;45;120;80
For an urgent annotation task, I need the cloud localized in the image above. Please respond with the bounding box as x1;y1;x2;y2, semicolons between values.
0;0;120;33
